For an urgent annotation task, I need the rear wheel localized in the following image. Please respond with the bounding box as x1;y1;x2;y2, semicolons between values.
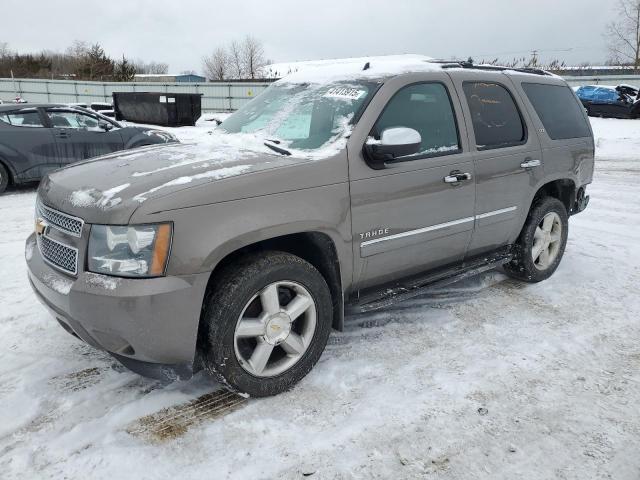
504;197;569;283
198;251;333;397
0;163;9;195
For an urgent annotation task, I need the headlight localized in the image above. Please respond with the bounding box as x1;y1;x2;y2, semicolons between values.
88;223;172;277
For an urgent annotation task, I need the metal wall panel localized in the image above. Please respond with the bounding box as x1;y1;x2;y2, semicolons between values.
3;75;637;111
0;78;274;112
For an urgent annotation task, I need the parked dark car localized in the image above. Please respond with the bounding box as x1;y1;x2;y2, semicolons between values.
0;104;178;194
575;85;640;119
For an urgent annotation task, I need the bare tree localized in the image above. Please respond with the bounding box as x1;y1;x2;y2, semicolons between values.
606;0;640;69
134;60;169;74
0;42;10;58
203;47;229;80
228;40;245;79
241;36;267;79
65;40;89;58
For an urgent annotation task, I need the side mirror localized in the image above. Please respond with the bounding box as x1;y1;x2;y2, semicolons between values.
98;120;114;132
364;127;422;168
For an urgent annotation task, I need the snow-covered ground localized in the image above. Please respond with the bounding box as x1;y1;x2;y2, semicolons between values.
1;117;639;479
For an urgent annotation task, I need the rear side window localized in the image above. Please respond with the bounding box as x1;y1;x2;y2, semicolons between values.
373;82;460;157
47;110;101;131
462;82;525;150
522;83;591;140
0;110;44;128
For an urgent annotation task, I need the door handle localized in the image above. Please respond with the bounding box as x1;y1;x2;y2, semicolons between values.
444;171;472;184
520;159;541;169
57;132;69;139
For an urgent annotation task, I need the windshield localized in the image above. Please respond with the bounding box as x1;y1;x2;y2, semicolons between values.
219;81;376;151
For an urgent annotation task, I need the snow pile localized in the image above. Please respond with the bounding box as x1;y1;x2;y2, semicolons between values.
69;184;130;210
69;188;96;208
84;272;119;290
133;165;252;203
41;273;73;295
24;238;34;261
274;54;440;84
267;54;437;81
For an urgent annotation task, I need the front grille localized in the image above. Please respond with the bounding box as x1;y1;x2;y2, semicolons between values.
38;234;78;275
37;202;84;237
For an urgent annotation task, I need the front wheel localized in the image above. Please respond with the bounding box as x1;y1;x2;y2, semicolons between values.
198;251;333;397
504;197;569;283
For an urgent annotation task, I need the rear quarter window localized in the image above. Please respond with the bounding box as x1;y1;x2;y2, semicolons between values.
522;83;591;140
0;110;44;128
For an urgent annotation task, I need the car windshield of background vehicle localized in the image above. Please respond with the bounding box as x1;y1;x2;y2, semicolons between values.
0;110;44;128
219;81;375;151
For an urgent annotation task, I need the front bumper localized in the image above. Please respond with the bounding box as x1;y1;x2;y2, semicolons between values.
26;232;210;379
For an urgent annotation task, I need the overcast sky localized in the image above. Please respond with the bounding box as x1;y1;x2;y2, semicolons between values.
3;0;617;73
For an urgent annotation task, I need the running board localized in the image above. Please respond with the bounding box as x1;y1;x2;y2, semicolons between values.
346;250;513;314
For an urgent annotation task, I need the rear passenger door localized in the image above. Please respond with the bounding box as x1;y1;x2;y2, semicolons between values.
449;72;544;258
45;108;124;165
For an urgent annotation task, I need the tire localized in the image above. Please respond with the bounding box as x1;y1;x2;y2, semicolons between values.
504;197;569;283
198;251;333;397
0;163;9;195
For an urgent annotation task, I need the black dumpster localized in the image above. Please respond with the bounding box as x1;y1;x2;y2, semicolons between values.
112;92;202;127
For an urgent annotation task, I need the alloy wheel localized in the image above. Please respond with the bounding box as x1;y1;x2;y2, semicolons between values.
532;212;562;270
233;281;317;377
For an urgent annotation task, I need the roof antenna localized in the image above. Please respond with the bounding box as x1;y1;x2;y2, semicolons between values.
363;62;370;71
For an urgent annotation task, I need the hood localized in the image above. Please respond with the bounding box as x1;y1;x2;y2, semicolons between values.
39;132;343;224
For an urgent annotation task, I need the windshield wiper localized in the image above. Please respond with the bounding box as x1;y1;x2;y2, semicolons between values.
264;140;291;156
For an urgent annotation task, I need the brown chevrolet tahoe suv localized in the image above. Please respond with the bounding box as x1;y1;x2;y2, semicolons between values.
26;57;594;397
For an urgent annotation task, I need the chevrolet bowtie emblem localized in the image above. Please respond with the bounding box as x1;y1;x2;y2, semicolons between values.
35;218;48;236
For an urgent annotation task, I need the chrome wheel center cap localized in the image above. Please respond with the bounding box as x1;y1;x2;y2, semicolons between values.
264;313;291;345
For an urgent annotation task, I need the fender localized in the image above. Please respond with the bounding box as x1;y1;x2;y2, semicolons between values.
203;221;351;289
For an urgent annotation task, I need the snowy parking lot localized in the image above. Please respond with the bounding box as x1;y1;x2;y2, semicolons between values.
0;117;639;479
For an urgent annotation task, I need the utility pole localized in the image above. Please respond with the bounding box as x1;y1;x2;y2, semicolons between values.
10;69;17;98
531;50;539;67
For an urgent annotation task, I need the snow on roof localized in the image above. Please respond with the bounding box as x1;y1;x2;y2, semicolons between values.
267;54;442;84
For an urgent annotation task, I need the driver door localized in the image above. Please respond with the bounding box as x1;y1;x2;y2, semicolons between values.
45;108;124;165
347;73;476;290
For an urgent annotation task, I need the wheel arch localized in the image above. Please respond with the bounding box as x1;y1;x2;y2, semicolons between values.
0;155;16;186
512;177;577;241
531;177;577;214
202;231;345;332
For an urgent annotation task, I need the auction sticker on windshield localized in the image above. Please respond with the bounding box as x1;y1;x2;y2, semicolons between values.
324;87;366;100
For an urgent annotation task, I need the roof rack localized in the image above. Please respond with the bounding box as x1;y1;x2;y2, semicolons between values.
436;59;552;76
